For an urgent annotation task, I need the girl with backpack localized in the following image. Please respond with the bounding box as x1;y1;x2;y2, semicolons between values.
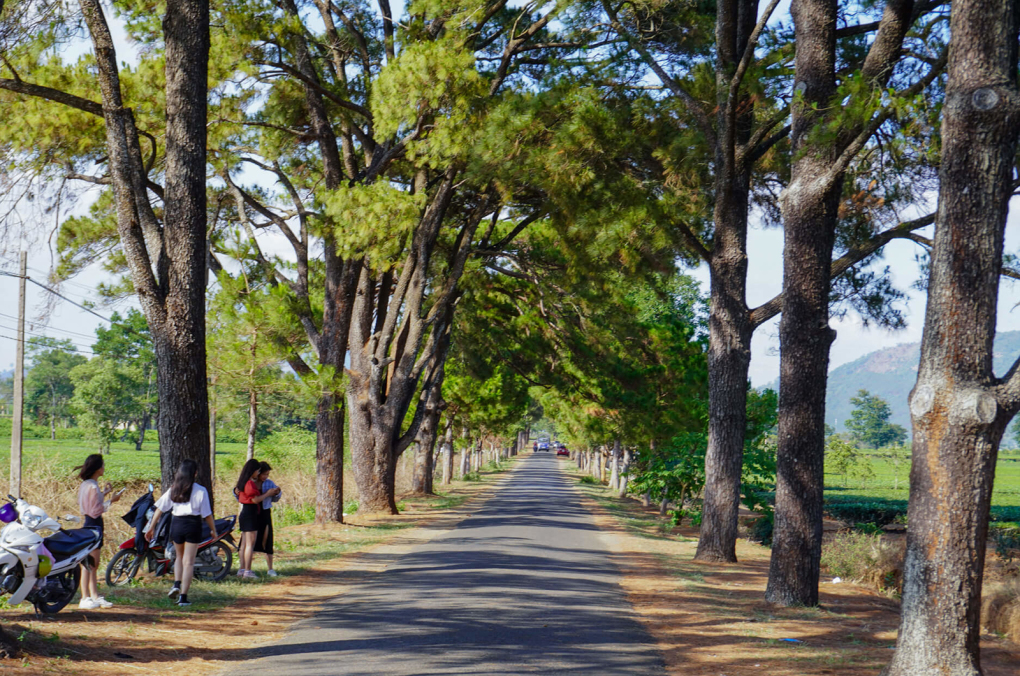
144;459;215;607
235;459;279;579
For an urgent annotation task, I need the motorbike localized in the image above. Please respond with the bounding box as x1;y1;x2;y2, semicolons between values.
0;494;101;613
105;485;237;586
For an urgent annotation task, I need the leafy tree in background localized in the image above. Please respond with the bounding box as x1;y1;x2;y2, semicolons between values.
70;358;143;454
92;310;157;449
825;436;875;488
846;389;907;449
24;337;86;438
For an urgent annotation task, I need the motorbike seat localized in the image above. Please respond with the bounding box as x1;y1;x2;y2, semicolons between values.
199;517;235;542
44;528;101;560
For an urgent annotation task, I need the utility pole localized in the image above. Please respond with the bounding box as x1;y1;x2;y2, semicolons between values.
10;252;26;498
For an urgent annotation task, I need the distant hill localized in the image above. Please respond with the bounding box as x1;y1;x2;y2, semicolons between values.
822;331;1020;433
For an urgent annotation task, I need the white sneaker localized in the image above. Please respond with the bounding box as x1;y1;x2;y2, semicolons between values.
236;569;246;577
79;597;99;610
94;596;113;608
266;569;278;577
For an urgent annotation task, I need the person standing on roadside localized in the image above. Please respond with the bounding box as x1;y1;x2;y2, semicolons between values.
145;459;216;607
235;459;279;579
76;454;122;610
253;461;281;577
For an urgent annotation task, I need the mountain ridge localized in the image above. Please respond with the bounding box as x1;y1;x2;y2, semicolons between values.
767;331;1020;433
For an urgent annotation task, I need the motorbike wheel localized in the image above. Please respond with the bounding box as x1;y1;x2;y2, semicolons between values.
33;566;81;614
195;542;232;582
106;549;144;587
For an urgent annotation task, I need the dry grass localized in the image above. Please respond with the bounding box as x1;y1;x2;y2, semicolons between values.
821;531;904;594
983;579;1020;642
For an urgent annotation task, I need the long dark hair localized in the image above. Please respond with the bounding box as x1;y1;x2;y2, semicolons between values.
76;454;104;481
170;459;198;503
235;459;262;494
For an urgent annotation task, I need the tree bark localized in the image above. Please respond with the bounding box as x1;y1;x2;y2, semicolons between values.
246;388;257;460
156;0;212;492
618;446;632;497
411;378;443;495
441;424;454;485
609;439;621;490
767;0;917;606
884;0;1020;671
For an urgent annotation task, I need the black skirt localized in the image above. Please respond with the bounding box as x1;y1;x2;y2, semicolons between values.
84;515;104;551
169;515;203;544
239;503;260;532
253;508;273;555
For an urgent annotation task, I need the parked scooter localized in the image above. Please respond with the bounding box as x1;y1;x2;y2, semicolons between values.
105;485;236;586
0;495;101;613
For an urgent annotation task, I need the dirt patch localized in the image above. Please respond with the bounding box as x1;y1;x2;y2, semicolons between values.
0;464;515;675
571;467;1020;676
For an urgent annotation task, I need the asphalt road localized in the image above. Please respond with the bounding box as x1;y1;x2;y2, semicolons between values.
235;453;665;675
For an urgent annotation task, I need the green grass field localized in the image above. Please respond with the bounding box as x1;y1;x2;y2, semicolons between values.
823;447;1020;525
0;436;251;484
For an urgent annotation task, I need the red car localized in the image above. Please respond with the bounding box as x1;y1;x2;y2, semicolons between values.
556;446;569;456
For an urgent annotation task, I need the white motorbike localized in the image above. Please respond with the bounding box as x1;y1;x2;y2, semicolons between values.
0;495;102;613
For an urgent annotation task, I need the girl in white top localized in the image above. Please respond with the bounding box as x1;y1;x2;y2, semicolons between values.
145;459;215;607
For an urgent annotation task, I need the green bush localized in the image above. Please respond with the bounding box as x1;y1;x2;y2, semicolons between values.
824;500;906;526
748;512;774;547
992;525;1020;563
579;475;599;485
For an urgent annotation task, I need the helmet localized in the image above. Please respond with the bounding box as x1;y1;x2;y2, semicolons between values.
0;503;17;524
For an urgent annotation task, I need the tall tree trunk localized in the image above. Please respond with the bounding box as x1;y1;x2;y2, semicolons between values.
246;388;257;460
885;0;1020;671
411;379;443;495
136;412;149;451
460;432;471;477
618;446;632;498
155;0;211;492
442;424;454;485
765;0;839;607
696;229;752;563
609;440;621;490
767;0;916;606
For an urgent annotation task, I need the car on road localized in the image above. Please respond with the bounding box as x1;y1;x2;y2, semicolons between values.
556;446;569;457
537;441;550;451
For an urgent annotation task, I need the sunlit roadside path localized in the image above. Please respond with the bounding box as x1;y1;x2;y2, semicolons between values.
230;453;665;675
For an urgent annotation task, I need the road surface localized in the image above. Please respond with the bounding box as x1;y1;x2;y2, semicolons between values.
235;453;665;675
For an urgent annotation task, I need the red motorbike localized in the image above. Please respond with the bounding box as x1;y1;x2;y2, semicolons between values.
105;485;237;586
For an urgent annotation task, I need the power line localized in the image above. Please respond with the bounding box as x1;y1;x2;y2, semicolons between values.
0;270;112;323
0;333;96;357
0;321;96;353
0;311;98;341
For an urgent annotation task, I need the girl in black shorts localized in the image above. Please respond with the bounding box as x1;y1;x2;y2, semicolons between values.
145;460;216;607
235;459;279;579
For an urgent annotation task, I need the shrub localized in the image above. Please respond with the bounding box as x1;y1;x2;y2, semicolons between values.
992;525;1020;563
579;475;599;485
748;512;774;547
824;500;906;526
982;580;1020;642
821;532;903;593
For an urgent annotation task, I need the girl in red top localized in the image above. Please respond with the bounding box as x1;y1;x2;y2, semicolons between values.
234;459;278;579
